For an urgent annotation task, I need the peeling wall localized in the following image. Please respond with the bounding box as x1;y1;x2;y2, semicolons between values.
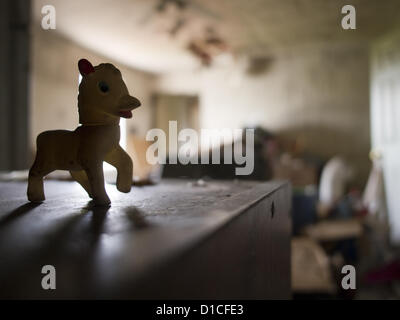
30;27;371;185
158;41;371;185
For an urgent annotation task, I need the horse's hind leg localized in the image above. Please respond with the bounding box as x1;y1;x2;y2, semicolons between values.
27;153;54;203
70;170;92;198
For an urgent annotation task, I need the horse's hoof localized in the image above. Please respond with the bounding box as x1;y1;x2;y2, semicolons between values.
117;184;131;193
27;194;45;203
93;197;111;206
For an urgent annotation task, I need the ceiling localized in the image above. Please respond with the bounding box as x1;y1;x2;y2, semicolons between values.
33;0;400;73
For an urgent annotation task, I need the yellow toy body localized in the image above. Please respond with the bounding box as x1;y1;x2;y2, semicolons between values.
27;59;141;205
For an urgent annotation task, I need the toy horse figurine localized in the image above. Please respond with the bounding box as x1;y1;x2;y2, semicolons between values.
27;59;141;206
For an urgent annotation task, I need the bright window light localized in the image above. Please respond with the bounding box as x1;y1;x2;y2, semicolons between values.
120;118;127;150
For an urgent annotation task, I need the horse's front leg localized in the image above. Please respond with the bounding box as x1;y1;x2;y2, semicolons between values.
104;145;133;193
82;159;110;206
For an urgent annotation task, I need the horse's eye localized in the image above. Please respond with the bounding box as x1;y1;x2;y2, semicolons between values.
98;81;109;93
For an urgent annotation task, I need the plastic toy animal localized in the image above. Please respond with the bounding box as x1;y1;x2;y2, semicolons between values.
27;59;141;206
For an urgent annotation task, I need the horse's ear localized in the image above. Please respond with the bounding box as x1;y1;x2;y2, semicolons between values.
78;59;95;76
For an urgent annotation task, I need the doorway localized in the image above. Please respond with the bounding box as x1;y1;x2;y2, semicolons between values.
152;93;199;156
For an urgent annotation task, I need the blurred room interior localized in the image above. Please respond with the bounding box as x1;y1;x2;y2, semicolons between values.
1;0;400;299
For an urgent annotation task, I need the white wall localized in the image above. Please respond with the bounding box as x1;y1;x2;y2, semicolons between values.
157;41;371;185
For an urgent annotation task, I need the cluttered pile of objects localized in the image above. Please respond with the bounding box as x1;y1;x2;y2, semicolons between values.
161;126;400;299
249;127;399;299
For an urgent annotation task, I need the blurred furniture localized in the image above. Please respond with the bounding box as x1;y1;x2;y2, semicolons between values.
303;219;363;242
292;189;318;235
126;135;162;182
291;237;336;294
272;154;318;188
0;179;291;299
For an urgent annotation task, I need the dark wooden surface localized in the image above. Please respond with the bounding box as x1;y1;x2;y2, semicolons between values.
0;178;291;299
